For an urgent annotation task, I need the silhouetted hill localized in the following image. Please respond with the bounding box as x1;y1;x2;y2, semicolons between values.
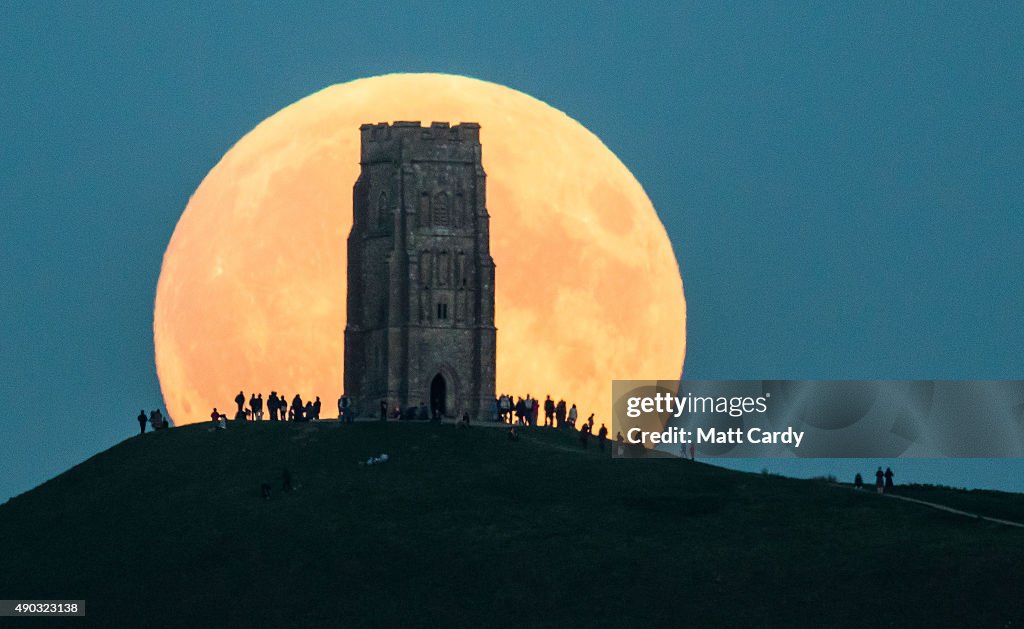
0;421;1021;628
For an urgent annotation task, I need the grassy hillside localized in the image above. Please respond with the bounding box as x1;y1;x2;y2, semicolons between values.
0;421;1021;628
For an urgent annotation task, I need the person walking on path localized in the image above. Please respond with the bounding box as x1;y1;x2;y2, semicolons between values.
884;467;894;491
137;410;147;434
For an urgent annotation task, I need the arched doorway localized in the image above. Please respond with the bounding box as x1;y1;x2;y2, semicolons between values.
430;373;447;418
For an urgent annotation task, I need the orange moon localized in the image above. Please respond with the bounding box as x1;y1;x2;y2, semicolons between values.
154;73;685;425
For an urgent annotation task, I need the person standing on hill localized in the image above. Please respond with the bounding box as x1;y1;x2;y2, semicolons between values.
565;403;576;429
875;467;885;494
210;408;226;429
884;467;894;491
580;423;591;448
268;392;279;421
598;424;608;450
544;395;555;427
137;410;147;434
235;390;245;416
854;473;863;489
503;394;512;422
249;393;258;422
313;396;322;421
292;394;304;422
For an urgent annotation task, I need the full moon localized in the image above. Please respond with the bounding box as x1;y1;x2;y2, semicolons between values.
154;73;685;425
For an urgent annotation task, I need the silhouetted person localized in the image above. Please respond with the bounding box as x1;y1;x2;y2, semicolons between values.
587;413;595;431
567;403;577;429
269;392;280;421
255;393;264;421
313;396;321;420
616;431;625;456
884;467;894;490
282;468;292;492
462;411;471;427
854;473;864;489
689;444;695;461
292;394;304;422
304;401;314;422
556;400;567;428
137;410;147;434
875;467;884;494
379;399;387;422
598;424;608;450
544;395;555;426
249;393;258;422
149;409;160;431
580;423;590;448
235;390;245;416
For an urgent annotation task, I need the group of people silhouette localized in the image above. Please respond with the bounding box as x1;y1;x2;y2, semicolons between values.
139;389;612;445
216;390;324;423
495;393;584;428
495;393;609;450
854;467;896;493
136;408;170;433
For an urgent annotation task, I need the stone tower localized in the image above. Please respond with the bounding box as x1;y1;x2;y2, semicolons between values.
344;121;496;419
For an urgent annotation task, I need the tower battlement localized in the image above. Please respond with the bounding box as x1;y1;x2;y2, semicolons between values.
359;121;482;164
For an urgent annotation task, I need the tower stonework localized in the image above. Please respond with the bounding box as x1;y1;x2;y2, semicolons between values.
344;121;496;419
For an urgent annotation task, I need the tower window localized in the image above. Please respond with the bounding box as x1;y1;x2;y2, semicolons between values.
377;191;389;230
437;302;448;320
433;192;449;227
418;193;430;228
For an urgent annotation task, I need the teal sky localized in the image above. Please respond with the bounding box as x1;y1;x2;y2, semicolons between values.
1;3;1022;502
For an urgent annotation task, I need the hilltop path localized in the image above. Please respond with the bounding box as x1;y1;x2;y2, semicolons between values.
841;486;1024;528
